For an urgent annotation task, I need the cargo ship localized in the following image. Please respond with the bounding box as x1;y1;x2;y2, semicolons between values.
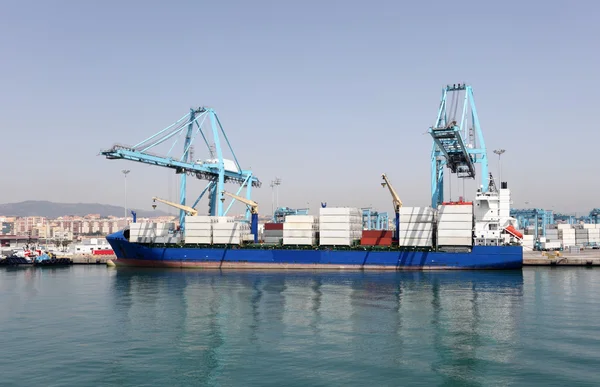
105;183;524;270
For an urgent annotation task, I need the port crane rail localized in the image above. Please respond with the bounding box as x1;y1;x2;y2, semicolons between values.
101;107;260;230
429;84;488;208
381;173;402;240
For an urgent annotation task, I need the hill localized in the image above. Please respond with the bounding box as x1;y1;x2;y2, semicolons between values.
0;201;170;218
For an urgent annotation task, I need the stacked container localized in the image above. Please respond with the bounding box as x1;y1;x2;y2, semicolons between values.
558;225;576;247
575;225;589;246
437;204;473;246
283;215;318;246
263;223;284;245
398;207;434;247
521;235;535;250
184;216;214;244
589;228;600;245
545;226;559;242
319;208;362;246
361;230;393;246
212;217;250;245
129;222;155;243
153;222;177;244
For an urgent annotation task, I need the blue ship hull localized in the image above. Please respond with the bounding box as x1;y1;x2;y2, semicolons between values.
106;231;523;270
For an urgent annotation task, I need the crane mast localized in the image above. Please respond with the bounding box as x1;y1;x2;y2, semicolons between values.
429;84;488;208
381;173;402;240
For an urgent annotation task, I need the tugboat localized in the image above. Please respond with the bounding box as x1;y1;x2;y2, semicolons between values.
33;252;73;267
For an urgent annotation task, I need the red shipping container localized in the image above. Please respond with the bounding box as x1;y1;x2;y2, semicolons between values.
360;237;393;246
362;230;393;238
264;223;284;230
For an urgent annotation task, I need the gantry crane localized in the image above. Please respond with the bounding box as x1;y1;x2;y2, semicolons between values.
222;191;259;243
101;107;260;231
152;197;198;216
381;173;402;240
429;84;488;208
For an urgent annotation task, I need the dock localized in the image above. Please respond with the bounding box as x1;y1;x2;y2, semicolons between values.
524;250;600;266
56;254;115;264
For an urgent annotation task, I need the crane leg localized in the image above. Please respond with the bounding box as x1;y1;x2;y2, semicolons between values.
395;212;400;241
251;213;259;243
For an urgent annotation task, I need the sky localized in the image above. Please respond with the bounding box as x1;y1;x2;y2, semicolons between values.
1;0;598;216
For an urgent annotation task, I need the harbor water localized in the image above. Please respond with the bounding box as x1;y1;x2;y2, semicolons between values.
1;267;599;386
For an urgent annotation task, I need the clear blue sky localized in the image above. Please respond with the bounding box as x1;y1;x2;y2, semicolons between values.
1;0;598;216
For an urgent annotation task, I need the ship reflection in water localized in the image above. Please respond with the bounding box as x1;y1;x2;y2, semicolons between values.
110;270;524;386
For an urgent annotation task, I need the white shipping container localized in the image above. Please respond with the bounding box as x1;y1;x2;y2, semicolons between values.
184;229;212;237
213;222;247;230
436;221;473;230
437;205;473;215
437;229;472;238
319;207;361;216
214;216;235;223
399;207;436;215
437;237;472;246
283;237;316;246
319;215;362;223
319;237;358;246
320;230;362;239
283;230;317;238
185;216;214;223
557;224;572;230
436;214;472;222
213;236;241;244
283;223;318;231
184;223;213;231
184;236;212;244
400;215;436;223
583;224;596;229
399;222;434;232
398;238;432;247
399;229;433;239
319;223;363;231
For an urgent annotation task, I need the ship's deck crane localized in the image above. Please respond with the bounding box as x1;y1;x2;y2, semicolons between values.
381;173;402;240
429;84;488;208
152;197;198;216
222;191;259;243
101;107;260;231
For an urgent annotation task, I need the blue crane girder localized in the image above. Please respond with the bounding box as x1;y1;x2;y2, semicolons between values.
429;84;488;208
100;107;260;229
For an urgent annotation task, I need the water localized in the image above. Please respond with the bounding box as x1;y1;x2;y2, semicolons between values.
1;267;599;387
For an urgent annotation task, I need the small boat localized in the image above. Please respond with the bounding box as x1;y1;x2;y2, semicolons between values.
33;253;73;267
0;256;33;266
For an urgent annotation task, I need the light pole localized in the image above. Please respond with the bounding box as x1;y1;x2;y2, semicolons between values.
493;149;506;184
122;170;130;220
271;177;282;210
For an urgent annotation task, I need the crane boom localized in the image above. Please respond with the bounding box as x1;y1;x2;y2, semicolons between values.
152;197;198;216
381;173;402;242
222;191;259;243
381;174;403;211
222;191;258;214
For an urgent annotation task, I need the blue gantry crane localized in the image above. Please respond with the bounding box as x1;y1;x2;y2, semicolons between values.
429;84;488;208
362;208;389;230
101;107;261;230
510;208;553;239
272;207;309;223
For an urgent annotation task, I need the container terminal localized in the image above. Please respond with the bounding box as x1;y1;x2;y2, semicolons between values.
2;83;598;267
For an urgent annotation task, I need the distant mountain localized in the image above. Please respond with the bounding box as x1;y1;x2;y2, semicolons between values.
0;200;170;218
